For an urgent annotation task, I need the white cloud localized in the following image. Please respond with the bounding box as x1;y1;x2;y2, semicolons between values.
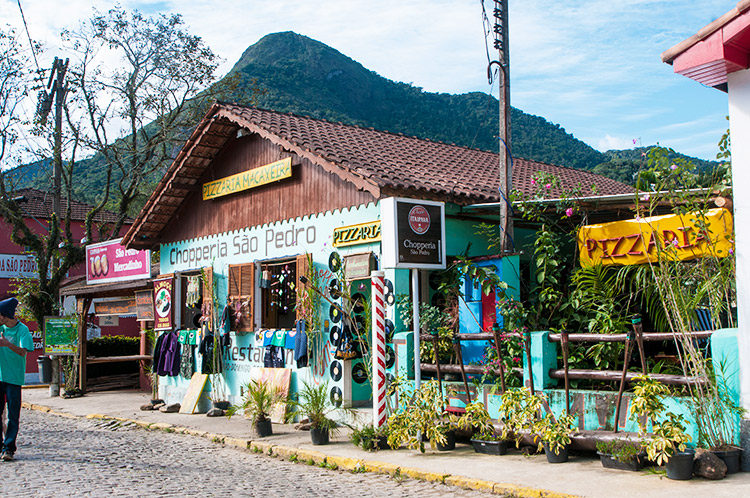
596;134;637;152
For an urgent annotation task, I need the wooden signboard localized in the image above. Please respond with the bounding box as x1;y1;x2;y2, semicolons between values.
135;290;154;321
258;368;291;423
94;297;136;316
179;373;209;414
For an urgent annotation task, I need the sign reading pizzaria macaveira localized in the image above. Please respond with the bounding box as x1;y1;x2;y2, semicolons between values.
577;208;733;266
202;157;292;200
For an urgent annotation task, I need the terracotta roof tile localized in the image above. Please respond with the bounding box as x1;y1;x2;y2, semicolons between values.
10;188;128;224
220;103;632;202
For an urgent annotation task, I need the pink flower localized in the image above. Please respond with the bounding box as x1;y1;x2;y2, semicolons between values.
531;179;536;185
729;248;734;255
545;183;551;189
632;139;637;144
565;207;574;217
670;164;677;170
513;357;521;363
641;194;650;202
672;238;679;247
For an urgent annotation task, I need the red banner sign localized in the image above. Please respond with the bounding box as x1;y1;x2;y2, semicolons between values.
86;238;151;285
153;277;174;331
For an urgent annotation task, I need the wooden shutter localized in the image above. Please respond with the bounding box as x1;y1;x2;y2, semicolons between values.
296;253;310;322
202;266;214;330
228;263;255;333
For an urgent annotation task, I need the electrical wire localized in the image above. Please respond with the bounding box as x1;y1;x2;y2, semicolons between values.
16;0;41;75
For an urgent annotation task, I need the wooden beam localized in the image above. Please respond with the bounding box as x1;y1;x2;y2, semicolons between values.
547;331;714;343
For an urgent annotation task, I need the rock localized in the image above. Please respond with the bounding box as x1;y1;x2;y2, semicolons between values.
140;404;155;411
206;408;225;417
159;403;181;413
294;418;311;431
694;449;727;480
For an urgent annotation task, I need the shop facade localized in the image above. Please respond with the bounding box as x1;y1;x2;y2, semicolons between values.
123;103;633;412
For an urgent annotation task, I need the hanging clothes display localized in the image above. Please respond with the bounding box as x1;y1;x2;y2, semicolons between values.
186;275;201;307
294;320;308;368
334;323;359;360
199;326;230;374
156;331;181;377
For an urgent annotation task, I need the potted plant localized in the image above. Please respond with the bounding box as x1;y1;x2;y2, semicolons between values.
534;413;578;463
227;379;288;437
386;380;459;452
498;387;543;447
596;439;646;471
458;401;508;455
350;423;391;451
289;381;354;445
630;375;693;480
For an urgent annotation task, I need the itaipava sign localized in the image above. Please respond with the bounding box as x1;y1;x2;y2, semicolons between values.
577;208;733;266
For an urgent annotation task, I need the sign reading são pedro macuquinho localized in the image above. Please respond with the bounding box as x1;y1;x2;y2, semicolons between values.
381;197;446;269
202;157;292;200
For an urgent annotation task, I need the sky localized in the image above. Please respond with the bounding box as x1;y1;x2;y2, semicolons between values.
0;0;736;161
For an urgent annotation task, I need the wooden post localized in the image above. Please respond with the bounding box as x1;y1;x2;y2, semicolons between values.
491;324;507;394
613;330;635;433
523;330;534;394
632;315;648;375
452;336;472;405
433;331;443;401
561;330;570;415
77;297;92;393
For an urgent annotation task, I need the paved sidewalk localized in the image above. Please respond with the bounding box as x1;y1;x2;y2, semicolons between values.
20;387;750;498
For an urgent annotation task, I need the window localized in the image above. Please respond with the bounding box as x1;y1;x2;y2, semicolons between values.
228;263;255;333
258;254;309;330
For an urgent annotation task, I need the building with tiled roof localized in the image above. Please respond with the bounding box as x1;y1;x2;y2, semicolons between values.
10;188;130;224
124;103;632;248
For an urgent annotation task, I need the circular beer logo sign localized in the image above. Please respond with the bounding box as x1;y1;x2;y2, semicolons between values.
408;205;430;234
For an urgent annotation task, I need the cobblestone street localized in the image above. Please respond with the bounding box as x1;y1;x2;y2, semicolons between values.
4;410;497;498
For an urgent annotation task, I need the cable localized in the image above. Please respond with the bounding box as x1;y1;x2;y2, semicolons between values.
16;0;41;75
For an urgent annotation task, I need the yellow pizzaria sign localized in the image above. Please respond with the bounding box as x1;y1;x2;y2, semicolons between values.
203;157;292;200
577;208;733;266
333;221;382;247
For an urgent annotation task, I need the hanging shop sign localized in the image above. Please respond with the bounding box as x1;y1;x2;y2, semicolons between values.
153;276;174;330
381;197;446;269
44;316;78;355
94;297;136;316
86;238;151;285
202;157;293;201
344;252;377;280
332;221;381;247
135;290;155;321
578;208;734;267
0;253;39;279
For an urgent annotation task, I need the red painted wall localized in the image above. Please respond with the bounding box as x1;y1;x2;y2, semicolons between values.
0;217;136;377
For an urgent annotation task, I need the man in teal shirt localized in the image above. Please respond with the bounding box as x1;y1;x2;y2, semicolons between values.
0;297;33;462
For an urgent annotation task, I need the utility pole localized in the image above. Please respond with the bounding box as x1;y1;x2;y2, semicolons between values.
493;1;513;252
37;56;69;398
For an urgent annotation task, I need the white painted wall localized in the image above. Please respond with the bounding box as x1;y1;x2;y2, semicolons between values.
728;68;750;409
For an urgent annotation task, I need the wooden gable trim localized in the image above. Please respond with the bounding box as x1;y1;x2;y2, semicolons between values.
213;108;382;199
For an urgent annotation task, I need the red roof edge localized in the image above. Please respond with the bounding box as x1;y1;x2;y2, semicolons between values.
662;1;750;89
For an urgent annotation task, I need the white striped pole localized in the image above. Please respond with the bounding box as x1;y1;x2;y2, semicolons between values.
371;270;387;428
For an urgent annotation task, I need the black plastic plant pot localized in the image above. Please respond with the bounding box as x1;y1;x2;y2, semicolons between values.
471;439;509;455
597;452;645;472
543;443;569;463
254;419;273;438
436;430;456;451
310;427;330;445
666;448;695;480
713;448;741;474
376;437;390;450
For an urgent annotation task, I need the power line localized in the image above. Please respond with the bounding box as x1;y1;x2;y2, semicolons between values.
16;0;41;75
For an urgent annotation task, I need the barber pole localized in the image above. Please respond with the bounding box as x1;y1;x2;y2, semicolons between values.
371;270;387;427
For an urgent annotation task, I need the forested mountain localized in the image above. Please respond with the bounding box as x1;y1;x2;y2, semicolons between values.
17;31;717;208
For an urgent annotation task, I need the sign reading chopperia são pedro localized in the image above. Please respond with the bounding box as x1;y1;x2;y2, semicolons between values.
86;238;151;285
202;157;292;200
577;208;734;267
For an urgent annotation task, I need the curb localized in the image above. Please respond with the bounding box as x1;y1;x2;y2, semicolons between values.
22;402;582;498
